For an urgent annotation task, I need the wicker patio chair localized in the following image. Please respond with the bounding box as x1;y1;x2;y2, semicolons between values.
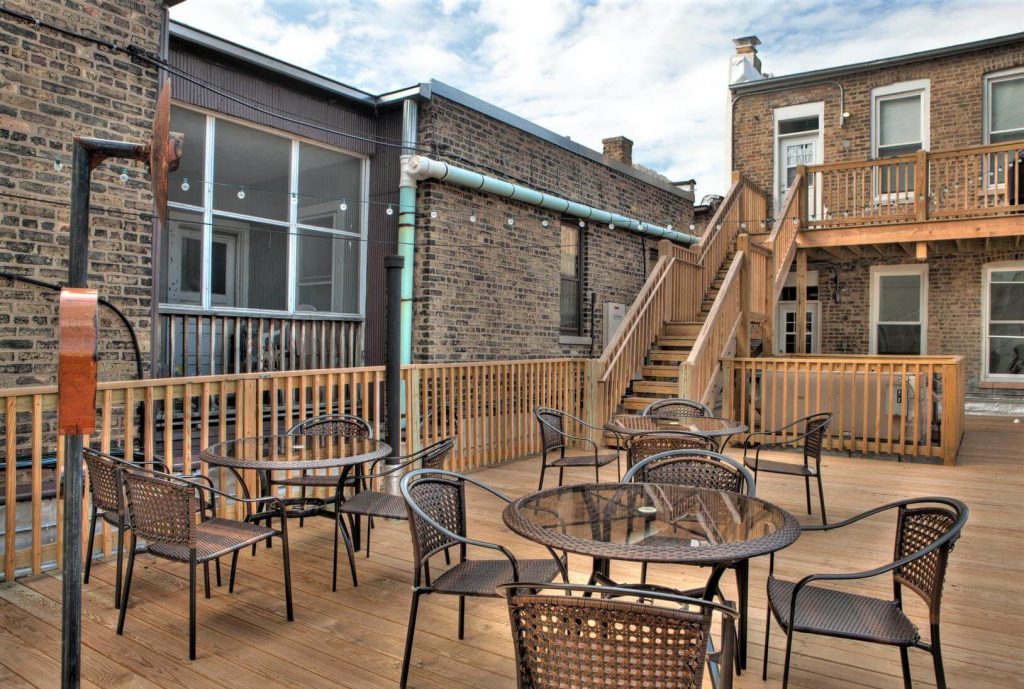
763;497;968;689
82;448;217;607
329;437;456;589
398;468;568;689
534;407;618;489
117;468;294;660
625;430;716;471
743;412;833;524
623;448;756;670
500;582;739;689
641;397;713;418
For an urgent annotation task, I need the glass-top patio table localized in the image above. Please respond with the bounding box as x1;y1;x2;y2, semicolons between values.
604;414;748;451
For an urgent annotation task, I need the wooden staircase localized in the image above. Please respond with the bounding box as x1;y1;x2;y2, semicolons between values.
621;253;734;412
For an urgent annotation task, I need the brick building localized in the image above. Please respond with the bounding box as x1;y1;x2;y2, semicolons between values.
729;32;1024;396
0;1;696;387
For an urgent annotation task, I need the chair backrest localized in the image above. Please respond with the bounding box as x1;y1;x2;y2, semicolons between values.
626;431;715;469
121;471;197;549
402;471;467;567
893;499;968;621
534;407;566;453
287;414;372;439
801;412;832;460
642;398;712;419
501;583;730;689
83;448;124;515
418;437;456;471
623;449;755;496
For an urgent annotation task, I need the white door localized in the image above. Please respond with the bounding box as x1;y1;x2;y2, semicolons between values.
775;304;820;354
778;134;818;216
168;222;237;307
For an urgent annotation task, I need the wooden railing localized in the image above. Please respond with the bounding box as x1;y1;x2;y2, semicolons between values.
804;140;1024;228
159;310;363;377
722;355;966;465
679;253;744;405
765;173;804;303
0;358;586;581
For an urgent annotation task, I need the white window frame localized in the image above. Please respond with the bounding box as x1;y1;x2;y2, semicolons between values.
871;80;931;157
981;260;1024;383
164;103;369;319
983;67;1024;144
869;264;928;355
774;270;821;354
773;101;824;212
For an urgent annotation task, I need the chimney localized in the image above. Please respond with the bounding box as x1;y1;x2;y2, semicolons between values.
730;35;764;84
602;136;633;166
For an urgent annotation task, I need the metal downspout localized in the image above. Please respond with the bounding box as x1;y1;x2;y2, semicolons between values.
398;100;418;366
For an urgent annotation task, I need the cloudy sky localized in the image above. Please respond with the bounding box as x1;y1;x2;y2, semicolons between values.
171;0;1022;198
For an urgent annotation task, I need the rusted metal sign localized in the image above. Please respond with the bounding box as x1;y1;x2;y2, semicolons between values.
148;78;183;229
57;288;98;435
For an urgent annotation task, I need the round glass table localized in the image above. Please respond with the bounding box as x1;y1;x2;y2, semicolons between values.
604;414;748;441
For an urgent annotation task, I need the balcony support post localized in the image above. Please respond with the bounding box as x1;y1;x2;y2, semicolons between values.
915;149;929;222
795;249;808;355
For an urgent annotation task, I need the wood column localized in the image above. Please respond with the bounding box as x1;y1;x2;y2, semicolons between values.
736;234;751;357
795;249;808;354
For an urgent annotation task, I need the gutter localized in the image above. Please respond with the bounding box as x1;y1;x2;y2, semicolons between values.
403;155;700;246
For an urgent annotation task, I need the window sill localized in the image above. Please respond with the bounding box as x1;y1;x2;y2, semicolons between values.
979;381;1024;390
559;335;592;346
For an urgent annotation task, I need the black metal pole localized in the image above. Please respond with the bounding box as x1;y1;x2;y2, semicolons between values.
61;139;92;689
384;255;404;463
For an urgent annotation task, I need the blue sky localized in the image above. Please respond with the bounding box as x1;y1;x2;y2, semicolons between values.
171;0;1022;197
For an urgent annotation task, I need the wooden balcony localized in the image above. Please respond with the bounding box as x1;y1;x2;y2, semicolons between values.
796;141;1024;249
0;415;1019;688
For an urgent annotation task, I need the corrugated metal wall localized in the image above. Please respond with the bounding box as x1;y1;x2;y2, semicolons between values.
168;39;401;365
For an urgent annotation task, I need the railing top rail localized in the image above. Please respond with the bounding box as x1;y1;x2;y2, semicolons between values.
806;153;918;174
159;306;365;322
926;139;1024;159
685;251;744;361
599;257;677;377
724;354;965;364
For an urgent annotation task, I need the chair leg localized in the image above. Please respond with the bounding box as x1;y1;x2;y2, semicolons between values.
400;589;422;689
931;624;947;689
816;473;828;526
899;646;913;689
781;626;795;689
215;557;222;587
640;561;648;584
335;513;358;589
189;554;197;660
113;521;125;608
736;560;749;670
365;516;372;559
229;550;239;593
804;475;812;515
594;461;600;483
537;462;546;491
558;468;564;487
83;506;97;585
443;547;451;565
203;561;211;599
280;534;294;621
761;604;771;681
116;534;138;636
458;595;466;640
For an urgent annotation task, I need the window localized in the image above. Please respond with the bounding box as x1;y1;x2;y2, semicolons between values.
163;105;367;317
985;68;1024;144
560;224;583;334
982;262;1024;382
872;81;929;195
870;265;928;355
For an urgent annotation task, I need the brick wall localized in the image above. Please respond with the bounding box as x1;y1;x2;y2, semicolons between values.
812;243;1024;391
732;40;1024;217
414;95;694;362
0;0;163;385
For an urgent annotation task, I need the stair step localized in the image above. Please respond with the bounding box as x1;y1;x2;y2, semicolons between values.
648;350;693;362
623;397;657;411
654;336;696;348
632;381;679;395
663;322;704;337
641;365;680;379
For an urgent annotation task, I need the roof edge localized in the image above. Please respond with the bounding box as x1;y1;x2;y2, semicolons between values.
731;30;1024;93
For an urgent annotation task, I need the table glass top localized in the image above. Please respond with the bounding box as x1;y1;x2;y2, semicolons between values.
605;415;747;436
201;434;390;470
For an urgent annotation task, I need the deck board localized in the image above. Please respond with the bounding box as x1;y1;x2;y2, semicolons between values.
1;415;1021;689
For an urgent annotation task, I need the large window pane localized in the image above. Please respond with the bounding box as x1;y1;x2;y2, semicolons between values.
991;76;1024;140
988;336;1024;375
878;274;921;321
560;225;581;333
213;120;291;221
877;324;921;355
212;215;288;310
878;95;921;151
296;229;360;313
991;282;1024;321
297;143;362;232
168;107;206;207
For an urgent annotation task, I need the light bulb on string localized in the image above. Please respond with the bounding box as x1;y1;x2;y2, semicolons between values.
181;178;190;191
667;224;673;231
507;217;514;226
119;168;129;183
386;205;394;216
291;193;298;205
541;219;549;228
690;224;696;231
740;222;746;230
430;210;438;219
609;222;615;229
578;219;585;228
53;157;63;171
339;199;347;211
237;186;246;200
637;223;645;231
469;213;477;223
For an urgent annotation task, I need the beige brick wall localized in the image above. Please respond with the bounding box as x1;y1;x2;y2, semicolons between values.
732;40;1024;217
414;96;694;362
0;0;163;386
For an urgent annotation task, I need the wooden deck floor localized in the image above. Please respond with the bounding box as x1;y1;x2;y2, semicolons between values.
1;415;1021;689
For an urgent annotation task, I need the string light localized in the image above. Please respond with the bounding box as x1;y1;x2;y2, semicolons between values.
637;222;645;230
740;222;746;230
429;210;438;219
119;168;129;183
469;213;477;223
290;192;298;205
237;186;246;200
541;219;549;228
690;224;696;231
666;224;673;231
578;219;585;228
181;178;190;191
385;205;394;216
507;217;514;226
53;157;63;171
339;199;347;211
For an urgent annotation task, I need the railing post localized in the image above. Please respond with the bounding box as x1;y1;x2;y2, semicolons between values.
678;361;695;400
658;238;673;259
796;164;808;224
762;249;775;354
795;249;808;354
721;358;735;424
915;149;929;221
583;359;606;432
736;235;751;358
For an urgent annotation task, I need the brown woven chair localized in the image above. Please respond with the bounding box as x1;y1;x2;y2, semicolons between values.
398;468;568;689
534;407;618;489
500;582;739;689
626;430;716;471
764;497;968;689
82;448;216;607
330;437;456;589
117;469;294;660
623;448;756;671
743;412;832;524
642;397;713;418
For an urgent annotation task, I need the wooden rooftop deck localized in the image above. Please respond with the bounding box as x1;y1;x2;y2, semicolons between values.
1;415;1021;689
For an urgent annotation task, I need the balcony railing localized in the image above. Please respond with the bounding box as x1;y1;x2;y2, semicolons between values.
803;141;1024;228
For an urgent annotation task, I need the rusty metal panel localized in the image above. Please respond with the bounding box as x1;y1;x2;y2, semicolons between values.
58;288;99;435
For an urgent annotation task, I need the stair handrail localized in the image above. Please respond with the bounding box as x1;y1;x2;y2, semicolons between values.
766;169;805;302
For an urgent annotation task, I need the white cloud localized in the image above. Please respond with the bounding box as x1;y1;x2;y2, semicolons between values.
171;0;1023;197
